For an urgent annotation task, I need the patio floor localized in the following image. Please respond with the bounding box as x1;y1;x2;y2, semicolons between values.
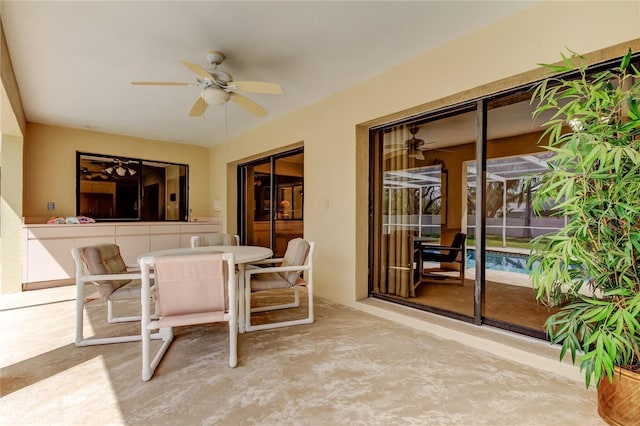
0;285;604;425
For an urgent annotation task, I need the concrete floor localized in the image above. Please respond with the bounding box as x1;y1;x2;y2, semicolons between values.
1;285;604;425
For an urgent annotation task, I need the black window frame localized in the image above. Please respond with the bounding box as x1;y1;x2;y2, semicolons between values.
76;151;189;222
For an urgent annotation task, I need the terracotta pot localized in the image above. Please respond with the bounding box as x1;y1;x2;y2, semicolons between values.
597;366;640;426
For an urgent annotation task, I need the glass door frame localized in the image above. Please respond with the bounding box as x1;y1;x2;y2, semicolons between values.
368;95;548;338
237;147;304;251
369;52;634;340
368;101;479;324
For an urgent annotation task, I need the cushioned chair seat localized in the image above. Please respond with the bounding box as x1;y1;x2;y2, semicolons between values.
244;238;315;332
250;273;306;291
107;280;142;300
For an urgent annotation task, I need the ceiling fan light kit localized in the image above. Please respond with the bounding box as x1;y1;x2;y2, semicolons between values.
131;50;282;118
202;87;230;105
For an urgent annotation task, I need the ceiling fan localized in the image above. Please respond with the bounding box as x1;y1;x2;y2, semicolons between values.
385;126;450;160
131;51;282;118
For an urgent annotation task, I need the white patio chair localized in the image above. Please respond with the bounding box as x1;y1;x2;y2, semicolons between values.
244;238;315;332
139;252;238;381
190;233;239;248
72;243;158;346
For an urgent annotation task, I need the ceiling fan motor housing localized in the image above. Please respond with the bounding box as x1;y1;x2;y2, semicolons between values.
205;51;225;66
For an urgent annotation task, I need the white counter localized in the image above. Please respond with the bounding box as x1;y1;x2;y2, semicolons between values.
22;220;222;289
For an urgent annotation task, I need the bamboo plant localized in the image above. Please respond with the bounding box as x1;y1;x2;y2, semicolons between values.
528;50;640;388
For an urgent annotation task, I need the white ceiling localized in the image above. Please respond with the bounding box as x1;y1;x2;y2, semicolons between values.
1;1;538;147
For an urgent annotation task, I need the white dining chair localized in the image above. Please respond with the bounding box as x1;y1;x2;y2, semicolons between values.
72;243;159;346
190;233;240;247
139;252;238;381
243;238;315;332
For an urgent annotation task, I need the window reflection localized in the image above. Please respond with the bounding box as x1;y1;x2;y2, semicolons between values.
77;152;188;221
241;150;304;257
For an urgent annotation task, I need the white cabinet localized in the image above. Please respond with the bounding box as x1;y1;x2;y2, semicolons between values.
22;220;222;288
115;225;150;264
23;226;116;284
150;225;181;251
26;238;75;283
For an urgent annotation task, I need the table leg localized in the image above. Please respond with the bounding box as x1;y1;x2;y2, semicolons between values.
237;264;246;334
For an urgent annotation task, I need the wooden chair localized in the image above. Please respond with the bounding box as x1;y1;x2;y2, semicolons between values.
415;232;466;288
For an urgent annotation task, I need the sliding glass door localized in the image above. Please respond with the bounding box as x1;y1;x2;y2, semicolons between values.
239;148;303;257
369;52;637;340
369;96;556;337
370;106;477;320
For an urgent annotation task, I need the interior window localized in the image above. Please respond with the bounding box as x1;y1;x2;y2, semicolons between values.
77;152;188;221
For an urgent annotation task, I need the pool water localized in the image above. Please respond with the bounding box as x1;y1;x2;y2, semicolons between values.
466;249;533;275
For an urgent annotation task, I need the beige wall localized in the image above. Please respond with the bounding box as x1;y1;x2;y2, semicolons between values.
1;18;26;136
209;1;640;306
1;16;26;293
3;0;640;297
23;123;211;219
0;135;23;293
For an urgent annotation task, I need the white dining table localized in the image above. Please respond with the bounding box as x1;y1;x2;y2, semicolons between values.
138;245;273;333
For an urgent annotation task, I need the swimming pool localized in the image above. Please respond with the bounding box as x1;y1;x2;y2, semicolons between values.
466;249;533;275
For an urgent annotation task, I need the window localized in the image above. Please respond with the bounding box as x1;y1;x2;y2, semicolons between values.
77;152;188;221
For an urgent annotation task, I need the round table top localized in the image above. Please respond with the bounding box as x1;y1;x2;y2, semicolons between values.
138;245;273;264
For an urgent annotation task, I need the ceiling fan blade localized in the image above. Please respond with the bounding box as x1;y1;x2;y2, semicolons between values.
230;93;267;117
181;60;217;83
228;81;283;94
189;97;208;117
131;81;192;86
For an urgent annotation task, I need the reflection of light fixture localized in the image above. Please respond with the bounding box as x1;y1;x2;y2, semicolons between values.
103;159;137;177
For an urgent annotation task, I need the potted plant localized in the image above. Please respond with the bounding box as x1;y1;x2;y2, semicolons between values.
528;50;640;425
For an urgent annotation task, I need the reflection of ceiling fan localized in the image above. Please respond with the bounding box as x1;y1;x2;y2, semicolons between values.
405;126;427;160
131;51;282;117
385;126;451;159
80;158;137;180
